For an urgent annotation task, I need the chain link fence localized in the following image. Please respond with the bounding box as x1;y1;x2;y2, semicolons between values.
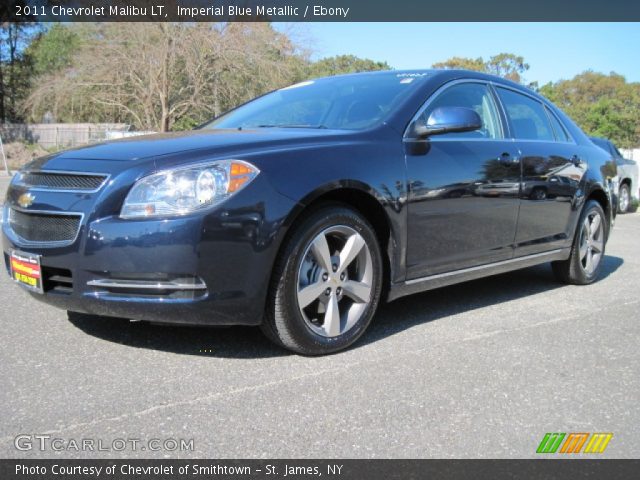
0;124;157;174
0;123;138;149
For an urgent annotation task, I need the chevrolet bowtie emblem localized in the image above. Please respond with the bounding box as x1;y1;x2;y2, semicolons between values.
17;192;35;208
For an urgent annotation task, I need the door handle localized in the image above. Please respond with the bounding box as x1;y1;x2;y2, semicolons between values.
499;152;519;164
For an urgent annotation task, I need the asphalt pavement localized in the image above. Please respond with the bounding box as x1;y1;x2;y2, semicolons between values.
0;213;638;459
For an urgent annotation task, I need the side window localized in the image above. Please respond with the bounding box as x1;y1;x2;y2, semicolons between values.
418;83;502;139
496;87;554;141
545;106;571;142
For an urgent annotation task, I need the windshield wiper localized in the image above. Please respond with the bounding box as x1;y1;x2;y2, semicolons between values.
254;124;328;129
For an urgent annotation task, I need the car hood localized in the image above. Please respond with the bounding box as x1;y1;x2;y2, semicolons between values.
25;128;354;174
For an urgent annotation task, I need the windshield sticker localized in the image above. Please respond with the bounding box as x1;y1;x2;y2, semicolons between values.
396;72;430;78
280;80;315;91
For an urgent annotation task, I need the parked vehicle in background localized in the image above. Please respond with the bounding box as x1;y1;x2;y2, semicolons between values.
591;137;639;213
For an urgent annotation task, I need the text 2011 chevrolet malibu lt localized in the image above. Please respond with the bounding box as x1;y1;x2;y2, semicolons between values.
2;70;616;355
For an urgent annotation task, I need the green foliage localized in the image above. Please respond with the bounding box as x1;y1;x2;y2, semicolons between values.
433;53;530;84
0;23;41;122
540;71;640;148
307;55;391;78
27;24;79;75
432;56;486;72
484;53;529;83
171;115;202;132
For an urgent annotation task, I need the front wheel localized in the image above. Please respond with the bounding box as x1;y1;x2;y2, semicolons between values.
552;200;607;285
262;205;383;355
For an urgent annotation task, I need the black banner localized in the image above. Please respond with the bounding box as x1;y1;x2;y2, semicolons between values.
3;0;640;22
2;459;640;480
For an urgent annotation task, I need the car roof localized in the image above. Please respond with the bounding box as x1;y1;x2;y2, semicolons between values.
325;67;520;83
319;68;540;98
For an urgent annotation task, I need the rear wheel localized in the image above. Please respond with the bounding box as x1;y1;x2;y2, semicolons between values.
552;200;606;285
262;205;383;355
618;183;630;213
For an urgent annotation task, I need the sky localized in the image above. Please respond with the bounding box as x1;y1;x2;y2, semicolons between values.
280;23;640;85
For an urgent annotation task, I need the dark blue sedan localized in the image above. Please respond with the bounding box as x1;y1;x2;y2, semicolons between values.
2;70;616;354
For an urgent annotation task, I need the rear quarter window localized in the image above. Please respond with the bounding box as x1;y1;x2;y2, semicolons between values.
545;106;572;142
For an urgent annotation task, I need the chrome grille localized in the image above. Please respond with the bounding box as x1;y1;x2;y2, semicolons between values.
16;172;108;191
8;209;81;244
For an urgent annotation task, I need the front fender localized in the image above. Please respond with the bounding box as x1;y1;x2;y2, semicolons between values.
247;128;409;284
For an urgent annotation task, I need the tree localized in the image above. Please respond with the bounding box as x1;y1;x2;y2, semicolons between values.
27;24;79;75
433;53;530;84
24;23;307;132
484;53;529;83
0;22;40;122
540;71;640;148
432;56;485;72
307;55;391;78
23;27;393;132
20;25;398;131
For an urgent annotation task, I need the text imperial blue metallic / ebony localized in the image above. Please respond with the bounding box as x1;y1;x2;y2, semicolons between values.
2;70;617;354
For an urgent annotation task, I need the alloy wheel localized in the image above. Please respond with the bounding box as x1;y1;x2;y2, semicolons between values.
619;186;630;213
296;225;373;337
578;211;604;275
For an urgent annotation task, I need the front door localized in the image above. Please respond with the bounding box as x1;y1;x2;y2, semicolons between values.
405;81;520;279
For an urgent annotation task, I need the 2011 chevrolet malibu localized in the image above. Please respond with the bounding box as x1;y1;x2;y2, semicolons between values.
1;70;617;355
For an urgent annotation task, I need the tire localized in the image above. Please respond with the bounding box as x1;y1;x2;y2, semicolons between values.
530;187;547;201
552;200;607;285
618;183;630;214
262;205;383;355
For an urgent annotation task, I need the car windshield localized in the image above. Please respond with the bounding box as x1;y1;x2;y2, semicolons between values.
203;73;427;131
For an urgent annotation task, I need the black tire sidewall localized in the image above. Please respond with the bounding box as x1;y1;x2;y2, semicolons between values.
270;206;383;355
571;200;607;283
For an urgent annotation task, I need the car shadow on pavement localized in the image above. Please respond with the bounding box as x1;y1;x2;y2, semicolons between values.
362;254;624;347
68;255;623;358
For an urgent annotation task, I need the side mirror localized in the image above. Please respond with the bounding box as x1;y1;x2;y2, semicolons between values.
414;107;482;138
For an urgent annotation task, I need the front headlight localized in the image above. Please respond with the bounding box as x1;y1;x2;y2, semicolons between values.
120;160;259;219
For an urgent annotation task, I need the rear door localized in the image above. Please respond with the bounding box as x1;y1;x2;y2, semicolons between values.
405;81;521;279
495;86;587;257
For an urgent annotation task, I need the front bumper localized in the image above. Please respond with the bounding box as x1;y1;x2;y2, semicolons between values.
2;182;296;326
